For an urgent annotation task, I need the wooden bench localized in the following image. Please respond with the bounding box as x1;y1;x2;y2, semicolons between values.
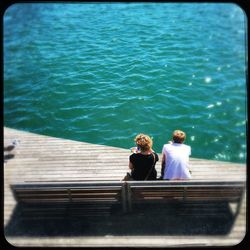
126;180;245;218
11;180;245;219
11;181;127;220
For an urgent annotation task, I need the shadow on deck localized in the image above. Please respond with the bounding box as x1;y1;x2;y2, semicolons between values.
5;202;236;237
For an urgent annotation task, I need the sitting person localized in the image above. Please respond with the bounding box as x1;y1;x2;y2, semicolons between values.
128;133;159;180
161;130;192;180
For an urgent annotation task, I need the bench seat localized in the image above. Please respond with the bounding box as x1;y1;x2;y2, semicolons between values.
11;181;127;219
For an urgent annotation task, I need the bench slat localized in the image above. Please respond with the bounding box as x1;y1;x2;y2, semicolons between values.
11;180;245;218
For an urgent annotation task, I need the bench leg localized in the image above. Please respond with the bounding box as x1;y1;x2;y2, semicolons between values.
122;182;127;213
127;185;132;212
234;194;244;219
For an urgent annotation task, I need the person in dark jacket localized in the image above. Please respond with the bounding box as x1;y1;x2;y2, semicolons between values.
128;133;159;180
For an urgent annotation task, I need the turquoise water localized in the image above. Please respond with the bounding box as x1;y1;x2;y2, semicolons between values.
4;3;247;163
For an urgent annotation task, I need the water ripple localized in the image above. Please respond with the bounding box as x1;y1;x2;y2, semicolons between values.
4;3;246;163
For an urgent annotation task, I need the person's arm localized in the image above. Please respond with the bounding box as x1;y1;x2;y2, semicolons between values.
188;146;192;174
129;161;134;170
161;153;166;178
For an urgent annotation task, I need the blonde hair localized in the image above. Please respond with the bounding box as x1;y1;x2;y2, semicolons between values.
134;133;153;152
172;130;186;143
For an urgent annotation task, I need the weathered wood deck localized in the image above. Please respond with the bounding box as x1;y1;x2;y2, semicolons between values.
4;127;246;247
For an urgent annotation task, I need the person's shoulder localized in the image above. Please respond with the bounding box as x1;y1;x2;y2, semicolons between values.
163;143;170;148
131;152;138;156
164;143;172;149
153;152;159;160
130;153;137;160
182;144;191;149
152;151;158;156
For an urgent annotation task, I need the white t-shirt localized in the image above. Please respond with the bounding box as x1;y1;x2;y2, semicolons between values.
162;143;191;179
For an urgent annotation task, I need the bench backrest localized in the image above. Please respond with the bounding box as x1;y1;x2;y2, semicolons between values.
11;181;126;208
11;180;245;215
127;180;245;203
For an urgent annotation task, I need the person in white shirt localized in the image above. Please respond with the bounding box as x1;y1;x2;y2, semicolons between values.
161;130;191;180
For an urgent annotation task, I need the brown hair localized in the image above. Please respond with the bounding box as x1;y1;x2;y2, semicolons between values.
134;133;153;152
172;130;186;143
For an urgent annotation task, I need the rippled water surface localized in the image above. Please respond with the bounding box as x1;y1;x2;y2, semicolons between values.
4;3;247;163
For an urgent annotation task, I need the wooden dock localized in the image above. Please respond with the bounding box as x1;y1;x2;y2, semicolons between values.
4;127;246;247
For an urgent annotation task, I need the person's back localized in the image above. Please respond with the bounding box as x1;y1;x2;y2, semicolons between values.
161;130;191;180
130;152;158;180
128;134;159;181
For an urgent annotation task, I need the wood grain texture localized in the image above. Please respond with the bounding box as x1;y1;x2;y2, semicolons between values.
4;127;246;247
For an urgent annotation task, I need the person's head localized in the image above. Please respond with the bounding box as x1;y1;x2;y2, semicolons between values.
172;130;186;144
134;133;153;152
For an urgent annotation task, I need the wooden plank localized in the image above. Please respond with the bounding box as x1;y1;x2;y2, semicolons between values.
4;127;246;247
